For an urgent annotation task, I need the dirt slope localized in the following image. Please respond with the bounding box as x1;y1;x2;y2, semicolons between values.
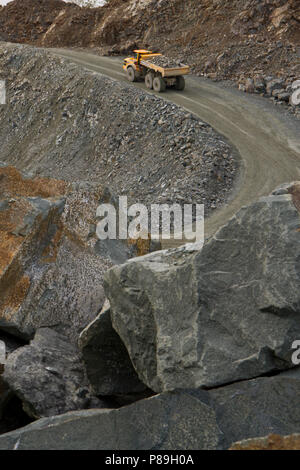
0;0;299;81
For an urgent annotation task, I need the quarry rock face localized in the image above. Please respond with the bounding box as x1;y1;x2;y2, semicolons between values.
0;0;298;95
0;367;299;450
0;14;298;445
104;183;300;392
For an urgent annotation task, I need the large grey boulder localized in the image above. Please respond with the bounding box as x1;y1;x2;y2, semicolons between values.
0;163;111;343
3;328;106;419
209;367;300;448
0;367;299;450
0;392;218;450
104;183;300;392
79;300;147;396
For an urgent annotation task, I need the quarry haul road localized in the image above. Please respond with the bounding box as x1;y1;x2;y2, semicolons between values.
51;49;300;248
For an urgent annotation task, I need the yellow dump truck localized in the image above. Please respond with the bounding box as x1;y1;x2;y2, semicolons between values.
123;50;190;92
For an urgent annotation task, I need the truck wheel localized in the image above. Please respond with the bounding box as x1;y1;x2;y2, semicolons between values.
145;73;154;89
153;76;166;93
175;76;185;91
126;67;137;82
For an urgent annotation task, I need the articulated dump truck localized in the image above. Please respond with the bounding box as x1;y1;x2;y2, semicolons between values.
123;50;190;92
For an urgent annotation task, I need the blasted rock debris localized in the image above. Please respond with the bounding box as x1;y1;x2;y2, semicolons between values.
144;55;185;69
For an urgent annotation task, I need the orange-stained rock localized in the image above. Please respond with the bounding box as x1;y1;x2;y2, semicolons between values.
230;434;300;450
0;164;110;341
0;165;69;199
0;189;65;336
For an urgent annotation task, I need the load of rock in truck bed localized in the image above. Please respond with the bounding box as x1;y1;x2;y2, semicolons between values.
146;55;185;68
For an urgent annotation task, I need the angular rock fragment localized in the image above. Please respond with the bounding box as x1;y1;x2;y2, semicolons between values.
3;328;106;419
104;185;300;392
0;367;299;450
79;300;147;396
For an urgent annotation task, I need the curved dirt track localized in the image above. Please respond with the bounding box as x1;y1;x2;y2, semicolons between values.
51;49;300;246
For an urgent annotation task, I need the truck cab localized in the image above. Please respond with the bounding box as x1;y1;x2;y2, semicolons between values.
123;50;153;71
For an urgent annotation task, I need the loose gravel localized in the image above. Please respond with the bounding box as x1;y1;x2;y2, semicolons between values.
144;55;185;69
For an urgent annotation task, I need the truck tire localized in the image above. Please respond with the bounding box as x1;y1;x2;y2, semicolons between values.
153;76;166;93
126;66;137;82
175;76;185;91
145;72;154;89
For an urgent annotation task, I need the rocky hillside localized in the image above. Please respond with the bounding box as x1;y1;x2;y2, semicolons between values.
0;42;238;215
0;0;299;83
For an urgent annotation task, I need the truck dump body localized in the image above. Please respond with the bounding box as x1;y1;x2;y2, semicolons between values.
123;50;189;92
140;54;190;77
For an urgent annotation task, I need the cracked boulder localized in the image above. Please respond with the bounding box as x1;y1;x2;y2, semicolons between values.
79;300;147;396
3;328;106;419
0;367;299;450
104;183;300;392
